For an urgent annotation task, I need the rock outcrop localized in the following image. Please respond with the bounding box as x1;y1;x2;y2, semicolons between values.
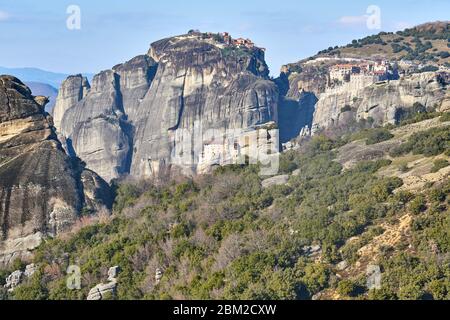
278;57;449;141
52;75;90;130
87;266;120;300
261;175;289;188
0;76;112;266
55;34;279;181
3;263;36;291
312;72;449;133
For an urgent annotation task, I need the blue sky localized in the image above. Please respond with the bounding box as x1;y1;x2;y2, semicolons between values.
0;0;448;75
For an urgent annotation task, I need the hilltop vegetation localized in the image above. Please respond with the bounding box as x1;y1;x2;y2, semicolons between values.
1;113;449;300
316;21;450;65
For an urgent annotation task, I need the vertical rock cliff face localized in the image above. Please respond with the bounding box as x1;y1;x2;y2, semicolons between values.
131;37;278;177
277;60;449;140
0;76;111;266
276;65;328;143
56;55;158;182
55;35;279;181
52;75;90;130
312;72;449;133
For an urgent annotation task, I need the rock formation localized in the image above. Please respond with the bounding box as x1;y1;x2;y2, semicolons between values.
53;31;448;182
277;62;449;140
54;34;279;181
261;175;289;188
52;75;90;130
312;71;449;133
87;266;120;300
0;76;112;266
276;65;327;143
3;263;36;291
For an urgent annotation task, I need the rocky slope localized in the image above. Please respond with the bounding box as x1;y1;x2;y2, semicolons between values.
54;34;279;182
0;76;111;266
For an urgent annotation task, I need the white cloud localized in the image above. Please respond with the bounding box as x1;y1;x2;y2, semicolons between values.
338;15;368;26
0;10;10;21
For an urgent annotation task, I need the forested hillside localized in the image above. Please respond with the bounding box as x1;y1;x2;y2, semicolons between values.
1;111;448;300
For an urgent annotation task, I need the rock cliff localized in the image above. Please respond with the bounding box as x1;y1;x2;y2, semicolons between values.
276;64;327;143
0;76;111;266
277;60;448;141
55;34;279;181
54;31;448;180
312;72;448;133
52;75;90;130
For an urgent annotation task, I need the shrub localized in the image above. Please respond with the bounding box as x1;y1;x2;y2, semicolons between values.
410;195;427;214
0;270;9;286
12;270;48;300
399;163;410;173
431;159;449;173
366;129;394;145
337;280;361;297
390;127;450;157
440;112;450;122
418;65;439;73
302;264;330;295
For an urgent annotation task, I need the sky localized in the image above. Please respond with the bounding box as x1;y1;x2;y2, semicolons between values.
0;0;448;76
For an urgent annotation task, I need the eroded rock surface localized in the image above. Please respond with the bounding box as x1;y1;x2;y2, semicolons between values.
0;76;111;266
55;34;279;181
312;72;449;133
87;266;120;300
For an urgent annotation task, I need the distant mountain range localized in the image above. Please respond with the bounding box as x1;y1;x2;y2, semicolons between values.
0;66;67;88
0;66;94;113
24;81;58;113
0;66;94;88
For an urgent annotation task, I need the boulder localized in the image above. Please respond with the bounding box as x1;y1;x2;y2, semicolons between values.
87;266;121;300
366;265;382;290
155;268;163;284
336;260;349;271
302;245;322;257
24;264;37;278
262;175;289;188
107;266;120;282
87;281;117;301
4;270;23;291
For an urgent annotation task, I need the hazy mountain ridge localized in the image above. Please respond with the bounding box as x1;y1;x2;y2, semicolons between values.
0;67;94;89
